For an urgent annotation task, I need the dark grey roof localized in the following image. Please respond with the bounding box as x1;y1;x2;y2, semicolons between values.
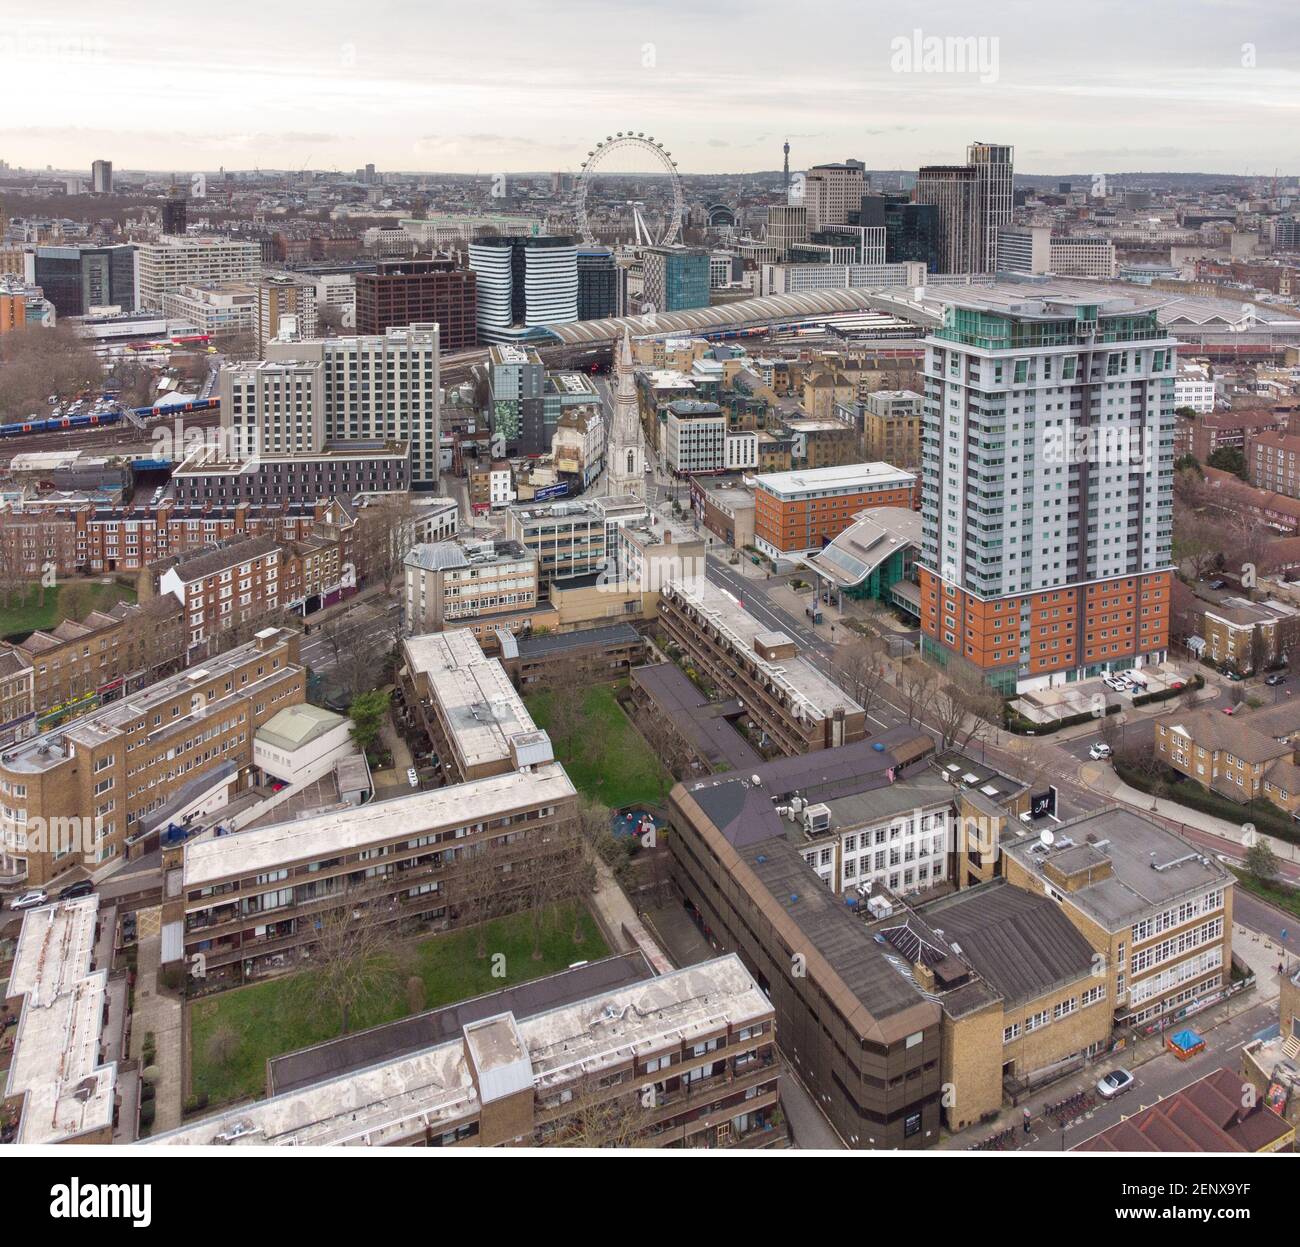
156;533;280;580
267;952;654;1096
741;836;924;1021
514;623;641;658
917;881;1098;1009
685;727;932;849
631;662;764;773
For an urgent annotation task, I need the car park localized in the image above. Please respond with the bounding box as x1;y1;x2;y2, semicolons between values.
1097;1069;1135;1099
11;889;49;911
1089;742;1113;760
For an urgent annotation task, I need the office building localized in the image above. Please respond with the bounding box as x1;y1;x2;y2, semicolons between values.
28;243;137;317
468;235;578;344
881;197;942;272
917;284;1177;693
161;192;188;236
859;390;924;466
354;257;477;349
642;246;710;313
402;538;541;639
136;236;261;311
576;246;622;320
160;282;257;339
914;166;976;274
804;163;866;230
764;204;809;257
967;143;1014;274
915;143;1013;275
90;159;113;194
664;400;726;474
667;734;946;1148
1002;807;1234;1032
752;462;918;558
487;344;545;453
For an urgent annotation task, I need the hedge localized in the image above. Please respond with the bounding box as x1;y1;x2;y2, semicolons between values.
1005;703;1119;736
1132;673;1205;707
1113;756;1300;848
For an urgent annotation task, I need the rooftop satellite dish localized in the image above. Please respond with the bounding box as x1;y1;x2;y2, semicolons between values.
1039;829;1055;848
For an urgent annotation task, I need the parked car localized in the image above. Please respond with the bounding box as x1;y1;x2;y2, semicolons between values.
1208;579;1227;591
1089;742;1113;760
11;889;49;911
57;880;94;900
406;767;419;788
1226;671;1245;682
1097;1068;1135;1099
1266;674;1287;687
1223;705;1239;716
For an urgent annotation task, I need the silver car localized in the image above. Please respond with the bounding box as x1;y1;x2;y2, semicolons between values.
1097;1068;1135;1099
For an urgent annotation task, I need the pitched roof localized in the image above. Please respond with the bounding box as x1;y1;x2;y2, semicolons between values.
916;881;1098;1009
1156;705;1292;765
1074;1067;1294;1153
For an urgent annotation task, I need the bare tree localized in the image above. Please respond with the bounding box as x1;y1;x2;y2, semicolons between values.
930;672;1001;753
0;323;102;421
897;659;936;728
540;1077;656;1148
839;634;890;722
452;842;503;960
299;879;404;1035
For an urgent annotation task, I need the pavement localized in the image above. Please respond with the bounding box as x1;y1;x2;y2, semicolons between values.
131;912;184;1135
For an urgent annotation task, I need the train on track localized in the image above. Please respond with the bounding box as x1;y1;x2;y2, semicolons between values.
0;396;220;440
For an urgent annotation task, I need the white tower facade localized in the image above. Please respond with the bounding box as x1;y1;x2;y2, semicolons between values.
606;327;644;498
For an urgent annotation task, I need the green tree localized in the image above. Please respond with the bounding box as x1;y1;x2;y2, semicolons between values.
348;688;391;751
1245;840;1280;886
1207;446;1248;480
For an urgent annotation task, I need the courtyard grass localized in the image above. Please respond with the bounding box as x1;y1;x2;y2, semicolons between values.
188;903;606;1107
525;682;671;809
0;579;136;640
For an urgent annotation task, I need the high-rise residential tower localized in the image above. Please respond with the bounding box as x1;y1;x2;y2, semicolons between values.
917;285;1177;693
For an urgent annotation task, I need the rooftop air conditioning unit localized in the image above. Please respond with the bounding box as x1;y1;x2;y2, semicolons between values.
803;803;831;835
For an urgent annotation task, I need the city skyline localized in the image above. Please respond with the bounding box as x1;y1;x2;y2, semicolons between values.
3;0;1298;177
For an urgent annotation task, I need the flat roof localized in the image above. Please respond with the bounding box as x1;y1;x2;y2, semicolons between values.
663;578;864;721
183;762;575;889
4;629;299;773
1002;806;1232;930
403;629;543;773
5;898;116;1145
267;953;655;1096
754;461;916;499
142;955;767;1147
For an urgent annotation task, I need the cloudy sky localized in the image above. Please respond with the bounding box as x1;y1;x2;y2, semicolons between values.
3;0;1296;176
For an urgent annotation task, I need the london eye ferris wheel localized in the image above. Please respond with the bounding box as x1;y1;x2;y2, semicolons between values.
576;132;684;248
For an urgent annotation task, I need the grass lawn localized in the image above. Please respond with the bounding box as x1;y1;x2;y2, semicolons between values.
188;903;607;1107
526;683;671;808
0;580;136;640
1230;867;1300;920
